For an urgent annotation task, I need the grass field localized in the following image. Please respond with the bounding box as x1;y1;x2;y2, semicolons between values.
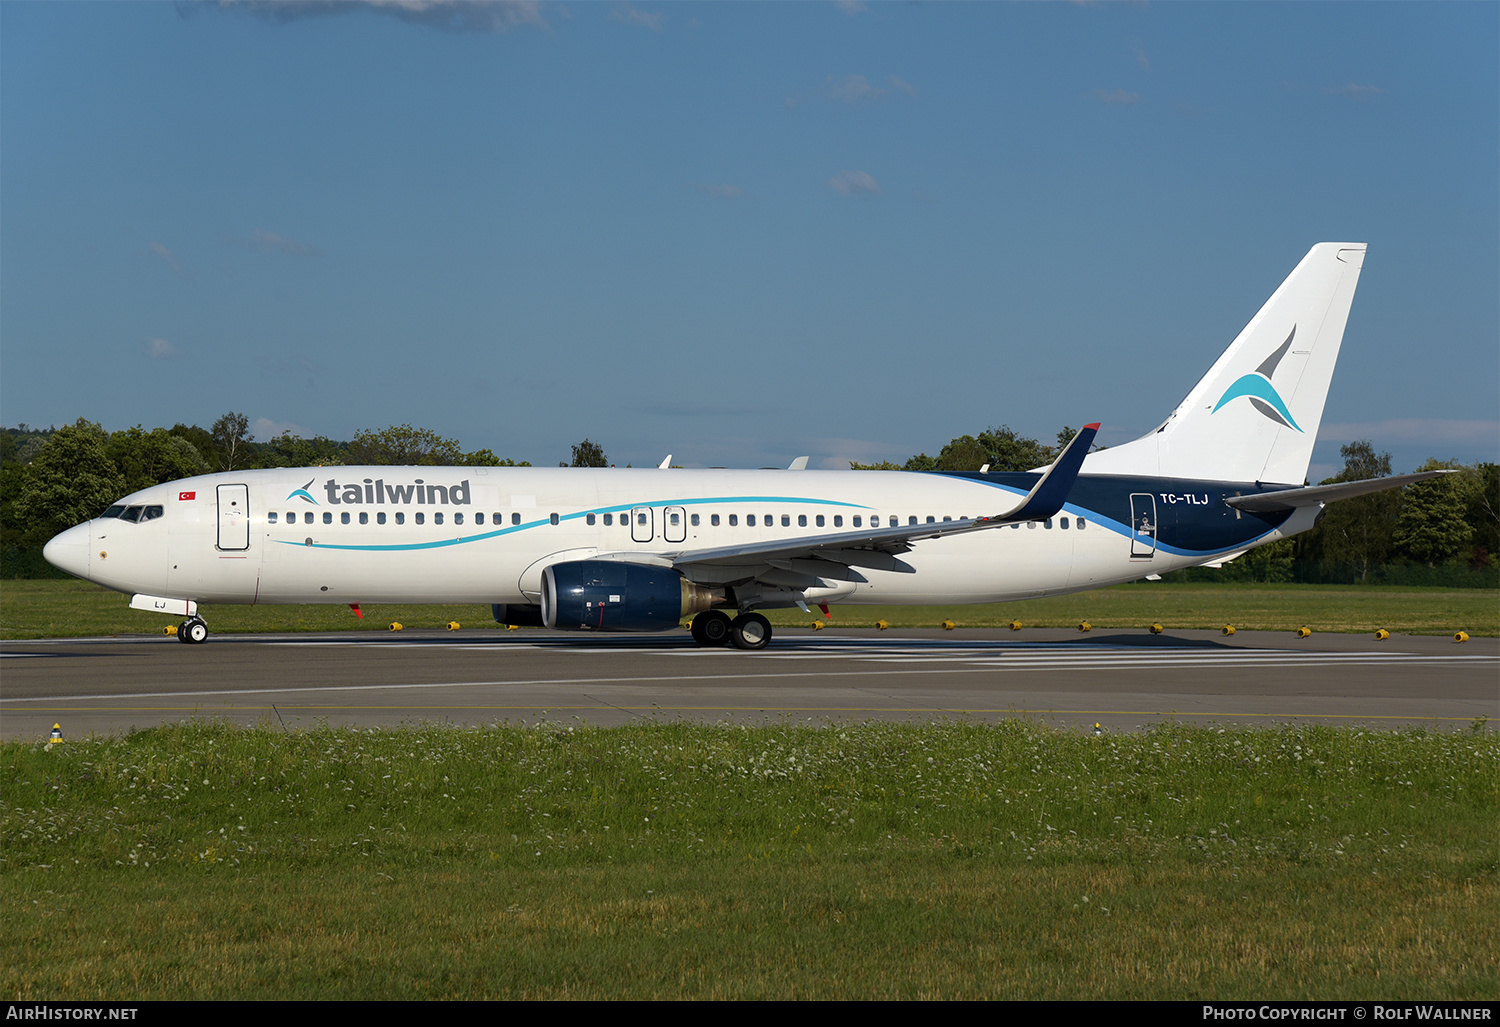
2;577;1495;639
3;720;1494;999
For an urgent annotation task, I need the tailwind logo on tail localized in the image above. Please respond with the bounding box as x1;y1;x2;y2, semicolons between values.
1210;327;1303;432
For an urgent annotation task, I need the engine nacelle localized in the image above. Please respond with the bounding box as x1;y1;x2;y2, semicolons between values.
541;560;716;632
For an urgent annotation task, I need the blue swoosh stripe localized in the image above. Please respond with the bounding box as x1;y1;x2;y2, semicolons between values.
1211;374;1303;432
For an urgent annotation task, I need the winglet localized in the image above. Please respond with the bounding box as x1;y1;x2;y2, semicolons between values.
787;456;810;471
983;423;1098;524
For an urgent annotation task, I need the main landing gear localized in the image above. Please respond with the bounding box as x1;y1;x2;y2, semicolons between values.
690;610;772;651
177;616;208;644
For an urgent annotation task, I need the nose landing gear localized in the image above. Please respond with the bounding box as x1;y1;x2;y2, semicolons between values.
177;617;209;644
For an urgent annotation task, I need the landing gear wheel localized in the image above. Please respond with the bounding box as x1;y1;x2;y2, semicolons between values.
691;610;733;647
181;618;208;645
729;612;772;651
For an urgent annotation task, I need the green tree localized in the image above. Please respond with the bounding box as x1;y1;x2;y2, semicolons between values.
1465;462;1498;568
348;425;464;465
12;419;127;548
106;426;210;494
169;423;217;468
975;425;1054;472
1305;440;1399;580
262;432;348;468
569;439;608;468
1394;460;1474;566
211;412;254;471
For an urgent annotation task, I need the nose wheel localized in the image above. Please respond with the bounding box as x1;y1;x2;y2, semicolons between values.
177;617;209;644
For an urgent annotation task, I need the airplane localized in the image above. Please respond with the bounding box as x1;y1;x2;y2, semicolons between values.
43;242;1447;650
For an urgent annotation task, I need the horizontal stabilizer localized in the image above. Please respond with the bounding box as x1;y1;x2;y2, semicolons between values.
1225;469;1458;513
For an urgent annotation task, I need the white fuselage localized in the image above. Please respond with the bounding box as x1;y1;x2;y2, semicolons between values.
48;464;1306;611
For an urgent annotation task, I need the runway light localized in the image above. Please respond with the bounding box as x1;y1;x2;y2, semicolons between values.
941;620;956;630
48;723;64;746
1092;723;1103;738
1148;623;1164;635
1296;626;1313;639
1077;621;1091;632
810;621;824;630
389;622;403;632
163;624;178;636
1454;631;1469;643
446;621;461;631
876;620;889;630
1222;625;1236;636
1374;629;1390;640
1008;620;1023;631
507;624;519;631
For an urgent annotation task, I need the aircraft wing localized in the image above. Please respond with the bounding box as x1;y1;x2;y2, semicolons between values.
596;424;1098;590
1224;469;1458;513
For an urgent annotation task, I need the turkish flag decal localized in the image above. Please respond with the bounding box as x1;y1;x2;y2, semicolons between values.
178;491;196;501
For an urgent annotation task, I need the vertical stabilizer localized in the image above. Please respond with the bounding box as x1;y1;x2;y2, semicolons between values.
1083;243;1366;484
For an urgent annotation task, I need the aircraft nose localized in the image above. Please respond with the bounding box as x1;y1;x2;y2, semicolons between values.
43;523;91;579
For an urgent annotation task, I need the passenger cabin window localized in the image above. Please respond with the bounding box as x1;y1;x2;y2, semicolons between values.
782;515;791;527
747;515;756;527
377;512;386;525
304;512;315;524
475;513;485;525
831;515;840;527
908;516;917;526
512;513;521;525
359;512;369;525
1077;518;1086;529
435;512;444;526
324;512;333;524
268;512;278;524
798;515;807;527
690;513;700;527
1060;517;1069;529
1044;518;1053;529
395;512;405;525
603;513;613;526
341;512;350;525
455;513;463;526
852;516;860;527
415;512;424;525
551;513;560;526
711;514;720;526
586;514;596;525
729;514;738;526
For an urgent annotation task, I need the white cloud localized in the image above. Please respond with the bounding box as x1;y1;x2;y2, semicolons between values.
887;75;917;97
1319;419;1500;447
828;170;880;195
612;4;663;31
1092;88;1140;106
253;417;314;441
239;230;321;256
219;1;548;33
144;337;178;359
1326;82;1386;100
828;74;885;103
148;242;184;277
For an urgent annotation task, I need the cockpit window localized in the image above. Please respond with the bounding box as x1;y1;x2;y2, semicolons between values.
119;506;143;523
100;506;125;519
141;505;164;521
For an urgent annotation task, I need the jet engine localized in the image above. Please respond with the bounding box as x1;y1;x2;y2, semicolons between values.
541;560;717;632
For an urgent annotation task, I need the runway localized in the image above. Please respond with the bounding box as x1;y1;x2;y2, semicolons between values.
4;626;1494;739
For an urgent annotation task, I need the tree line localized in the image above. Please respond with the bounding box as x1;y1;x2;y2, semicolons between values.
0;417;1493;584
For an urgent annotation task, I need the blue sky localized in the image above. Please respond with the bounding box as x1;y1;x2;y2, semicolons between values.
2;1;1495;478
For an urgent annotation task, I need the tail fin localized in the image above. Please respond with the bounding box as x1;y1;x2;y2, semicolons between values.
1083;243;1366;484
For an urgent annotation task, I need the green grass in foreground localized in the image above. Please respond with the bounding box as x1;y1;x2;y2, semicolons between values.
3;578;1496;638
3;721;1495;999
